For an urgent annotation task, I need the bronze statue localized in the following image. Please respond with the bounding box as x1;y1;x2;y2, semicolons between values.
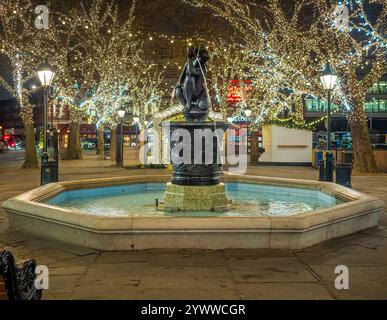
175;47;211;121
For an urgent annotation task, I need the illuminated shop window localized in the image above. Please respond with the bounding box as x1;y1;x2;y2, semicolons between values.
380;81;387;94
306;98;338;112
364;99;387;112
380;100;386;112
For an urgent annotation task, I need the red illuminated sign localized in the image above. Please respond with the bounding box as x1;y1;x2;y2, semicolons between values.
227;80;252;103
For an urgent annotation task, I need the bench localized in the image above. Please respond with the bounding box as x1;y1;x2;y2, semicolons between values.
0;251;42;300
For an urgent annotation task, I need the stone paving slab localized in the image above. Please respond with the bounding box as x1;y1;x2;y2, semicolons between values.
71;284;139;300
136;288;241;300
139;265;234;290
227;257;317;283
235;283;333;300
0;162;386;299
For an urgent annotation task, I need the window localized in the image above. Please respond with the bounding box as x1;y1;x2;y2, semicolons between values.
306;98;338;112
306;98;318;111
364;101;372;112
368;81;387;94
364;99;387;112
319;100;326;112
380;100;386;112
379;81;387;94
373;100;380;112
371;82;379;94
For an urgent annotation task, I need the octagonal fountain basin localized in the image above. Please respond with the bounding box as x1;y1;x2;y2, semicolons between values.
2;175;384;250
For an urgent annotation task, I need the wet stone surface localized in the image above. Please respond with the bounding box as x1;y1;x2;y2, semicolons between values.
0;160;386;299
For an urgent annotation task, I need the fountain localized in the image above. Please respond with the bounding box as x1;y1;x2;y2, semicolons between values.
1;48;384;250
161;47;229;212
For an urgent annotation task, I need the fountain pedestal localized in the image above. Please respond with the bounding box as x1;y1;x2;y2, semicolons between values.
164;182;228;211
161;121;229;211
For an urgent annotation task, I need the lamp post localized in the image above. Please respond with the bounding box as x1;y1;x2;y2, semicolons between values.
116;108;126;167
320;63;338;182
244;109;252;159
133;116;140;145
143;121;149;165
37;61;56;185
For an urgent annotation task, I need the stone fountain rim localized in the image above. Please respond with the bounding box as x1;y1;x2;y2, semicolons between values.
2;175;384;250
3;174;383;227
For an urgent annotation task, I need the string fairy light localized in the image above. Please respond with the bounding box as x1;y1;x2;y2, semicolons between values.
188;0;386;172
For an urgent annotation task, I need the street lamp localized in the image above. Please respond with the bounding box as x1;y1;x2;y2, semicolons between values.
117;109;126;119
37;61;56;185
320;63;338;182
116;108;126;167
244;109;252;118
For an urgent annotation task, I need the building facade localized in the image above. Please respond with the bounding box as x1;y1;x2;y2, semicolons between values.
304;76;387;139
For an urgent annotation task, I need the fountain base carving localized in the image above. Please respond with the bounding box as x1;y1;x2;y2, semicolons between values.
164;182;228;211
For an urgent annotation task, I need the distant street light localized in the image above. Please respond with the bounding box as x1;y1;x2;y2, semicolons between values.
320;63;338;182
133;116;140;124
244;109;252;117
117;109;126;119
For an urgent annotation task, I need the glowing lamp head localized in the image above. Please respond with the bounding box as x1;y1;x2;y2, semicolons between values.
37;61;55;87
117;109;126;118
320;63;338;90
244;109;252;117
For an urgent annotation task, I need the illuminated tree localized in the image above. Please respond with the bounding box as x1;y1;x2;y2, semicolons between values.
209;39;304;123
208;42;250;117
0;0;48;168
191;0;386;172
43;0;142;159
129;64;165;124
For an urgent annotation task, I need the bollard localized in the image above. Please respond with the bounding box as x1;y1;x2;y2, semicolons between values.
336;163;352;188
41;160;59;186
155;198;159;208
318;160;325;181
325;152;334;182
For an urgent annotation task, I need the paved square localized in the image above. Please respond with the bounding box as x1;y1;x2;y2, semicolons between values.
1;158;386;300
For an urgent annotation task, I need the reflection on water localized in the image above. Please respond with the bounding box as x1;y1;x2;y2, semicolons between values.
46;183;343;218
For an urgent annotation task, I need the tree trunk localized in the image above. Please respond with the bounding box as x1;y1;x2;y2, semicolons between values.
96;126;104;156
349;117;378;173
21;122;38;169
62;122;82;160
110;127;117;163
